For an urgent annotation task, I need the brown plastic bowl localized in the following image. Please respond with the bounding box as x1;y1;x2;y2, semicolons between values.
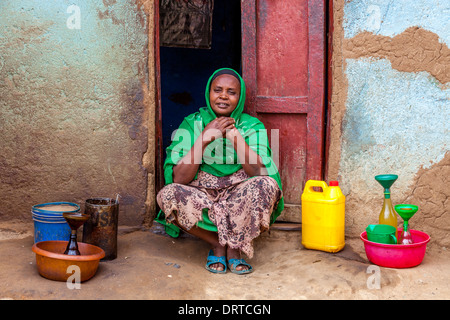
32;241;105;282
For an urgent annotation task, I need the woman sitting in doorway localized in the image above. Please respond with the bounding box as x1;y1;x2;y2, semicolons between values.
156;68;284;274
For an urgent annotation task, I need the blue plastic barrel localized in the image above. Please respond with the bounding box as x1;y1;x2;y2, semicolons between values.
33;219;72;243
31;202;79;243
32;202;80;216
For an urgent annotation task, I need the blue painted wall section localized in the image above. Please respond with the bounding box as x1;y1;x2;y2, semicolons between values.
337;0;450;243
344;0;450;46
341;58;449;189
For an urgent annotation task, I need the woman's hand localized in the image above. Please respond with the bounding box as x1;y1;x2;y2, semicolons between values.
173;117;236;185
173;116;265;184
202;117;236;143
225;124;239;142
224;123;266;178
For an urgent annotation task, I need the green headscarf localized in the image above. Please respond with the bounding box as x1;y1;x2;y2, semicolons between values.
156;68;284;237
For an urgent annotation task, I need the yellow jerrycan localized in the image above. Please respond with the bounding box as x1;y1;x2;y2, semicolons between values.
301;180;345;253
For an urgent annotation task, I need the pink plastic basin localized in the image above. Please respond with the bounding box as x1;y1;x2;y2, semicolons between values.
360;229;430;268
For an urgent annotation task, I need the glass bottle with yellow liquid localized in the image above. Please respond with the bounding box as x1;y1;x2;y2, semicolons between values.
375;174;398;240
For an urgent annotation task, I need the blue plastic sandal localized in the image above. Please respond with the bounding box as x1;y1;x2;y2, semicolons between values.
205;249;227;274
228;258;253;274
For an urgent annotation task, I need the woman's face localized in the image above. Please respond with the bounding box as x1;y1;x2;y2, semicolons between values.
209;74;240;117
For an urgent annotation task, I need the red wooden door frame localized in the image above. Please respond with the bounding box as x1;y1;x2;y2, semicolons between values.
154;0;164;195
324;0;333;181
154;0;329;213
241;0;326;189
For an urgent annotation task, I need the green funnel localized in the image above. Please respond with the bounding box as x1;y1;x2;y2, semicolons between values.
395;204;418;245
375;174;398;198
394;204;418;222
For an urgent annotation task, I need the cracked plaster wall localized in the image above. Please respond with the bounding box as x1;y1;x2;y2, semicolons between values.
0;0;156;226
329;0;449;246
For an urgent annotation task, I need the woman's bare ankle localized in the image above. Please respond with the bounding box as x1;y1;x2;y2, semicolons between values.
227;247;249;271
209;245;226;271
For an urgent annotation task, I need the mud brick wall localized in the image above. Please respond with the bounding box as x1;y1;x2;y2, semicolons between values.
0;1;156;226
329;0;449;245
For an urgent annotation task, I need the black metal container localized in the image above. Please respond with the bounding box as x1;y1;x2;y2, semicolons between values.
82;198;119;261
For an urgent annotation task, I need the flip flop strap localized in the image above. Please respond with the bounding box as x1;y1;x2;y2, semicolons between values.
206;255;226;268
228;258;251;269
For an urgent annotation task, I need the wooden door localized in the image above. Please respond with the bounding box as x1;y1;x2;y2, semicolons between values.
241;0;326;222
154;0;164;195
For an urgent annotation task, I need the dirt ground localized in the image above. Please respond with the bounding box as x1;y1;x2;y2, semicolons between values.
1;221;449;301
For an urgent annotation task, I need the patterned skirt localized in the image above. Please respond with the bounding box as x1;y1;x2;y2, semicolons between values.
156;169;282;258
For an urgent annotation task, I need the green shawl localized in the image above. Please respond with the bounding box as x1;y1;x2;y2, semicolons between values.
156;68;284;237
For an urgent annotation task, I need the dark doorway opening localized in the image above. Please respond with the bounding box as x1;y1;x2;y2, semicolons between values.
159;1;241;153
155;0;328;226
